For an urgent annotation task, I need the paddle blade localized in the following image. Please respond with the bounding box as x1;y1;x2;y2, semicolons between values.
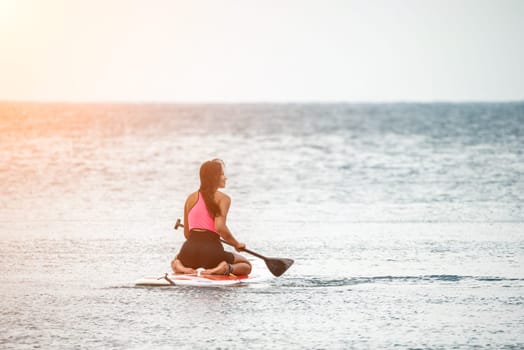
265;258;294;277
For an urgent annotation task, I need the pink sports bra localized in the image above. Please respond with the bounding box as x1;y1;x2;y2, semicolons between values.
188;192;217;234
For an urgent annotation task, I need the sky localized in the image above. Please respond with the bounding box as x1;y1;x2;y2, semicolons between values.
0;0;523;102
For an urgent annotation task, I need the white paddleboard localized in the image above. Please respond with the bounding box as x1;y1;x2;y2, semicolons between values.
135;273;266;287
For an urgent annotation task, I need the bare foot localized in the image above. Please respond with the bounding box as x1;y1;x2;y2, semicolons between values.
172;259;196;275
201;261;229;275
178;266;196;275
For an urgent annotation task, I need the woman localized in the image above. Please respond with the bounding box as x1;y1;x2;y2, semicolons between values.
171;159;252;276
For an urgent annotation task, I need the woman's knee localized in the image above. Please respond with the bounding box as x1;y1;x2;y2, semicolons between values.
233;253;250;265
231;254;251;274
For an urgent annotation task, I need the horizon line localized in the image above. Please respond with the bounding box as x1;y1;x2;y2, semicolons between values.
1;99;523;105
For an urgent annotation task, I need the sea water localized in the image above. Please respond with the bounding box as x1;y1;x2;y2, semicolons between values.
0;102;523;349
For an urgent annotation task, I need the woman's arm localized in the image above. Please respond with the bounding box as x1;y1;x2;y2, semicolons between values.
183;197;190;240
215;194;245;251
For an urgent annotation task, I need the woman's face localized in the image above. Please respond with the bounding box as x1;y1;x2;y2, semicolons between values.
218;166;227;188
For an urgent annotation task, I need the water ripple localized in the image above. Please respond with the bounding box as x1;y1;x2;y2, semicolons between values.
278;275;524;288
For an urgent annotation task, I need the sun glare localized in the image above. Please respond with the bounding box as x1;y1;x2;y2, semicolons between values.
0;0;19;28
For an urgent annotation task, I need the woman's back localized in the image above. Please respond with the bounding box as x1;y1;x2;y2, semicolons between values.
187;191;217;233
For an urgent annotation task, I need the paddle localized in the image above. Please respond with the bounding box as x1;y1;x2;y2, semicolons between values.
174;218;294;277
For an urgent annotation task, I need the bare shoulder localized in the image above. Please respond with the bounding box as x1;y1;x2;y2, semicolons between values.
185;191;199;210
215;191;231;204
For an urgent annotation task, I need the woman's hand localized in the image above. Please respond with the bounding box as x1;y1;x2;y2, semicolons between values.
235;242;246;252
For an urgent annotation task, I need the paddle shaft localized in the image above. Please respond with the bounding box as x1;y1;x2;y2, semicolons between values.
219;239;267;260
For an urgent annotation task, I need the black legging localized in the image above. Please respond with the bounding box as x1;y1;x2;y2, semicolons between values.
177;230;235;269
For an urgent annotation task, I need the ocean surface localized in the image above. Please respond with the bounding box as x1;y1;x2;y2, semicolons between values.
0;102;523;349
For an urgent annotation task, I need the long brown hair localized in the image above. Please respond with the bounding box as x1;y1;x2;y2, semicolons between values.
199;159;224;217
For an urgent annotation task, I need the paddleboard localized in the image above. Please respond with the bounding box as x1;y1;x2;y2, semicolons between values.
135;273;265;287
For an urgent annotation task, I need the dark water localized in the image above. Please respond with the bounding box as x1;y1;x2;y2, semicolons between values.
1;102;523;349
